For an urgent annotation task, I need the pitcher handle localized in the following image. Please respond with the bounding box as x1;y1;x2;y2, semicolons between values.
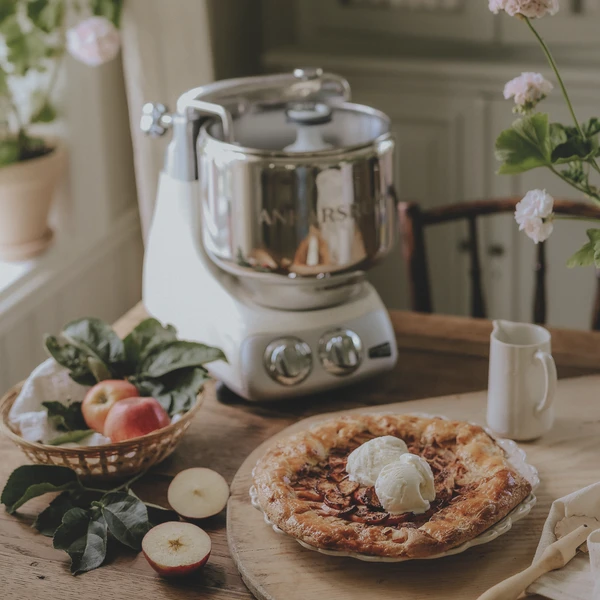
534;351;557;413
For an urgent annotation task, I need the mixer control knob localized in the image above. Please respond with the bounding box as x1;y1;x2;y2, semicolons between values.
264;338;312;386
140;102;173;137
318;329;363;376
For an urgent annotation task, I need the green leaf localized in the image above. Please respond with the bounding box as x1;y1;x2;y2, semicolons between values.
1;465;80;514
127;489;179;526
99;492;151;550
62;318;125;378
583;117;600;138
0;0;16;22
42;401;87;432
91;0;123;27
567;230;600;268
33;491;75;537
0;139;20;167
27;0;65;34
6;28;47;76
495;113;552;175
31;99;57;123
567;242;595;267
47;429;95;446
123;318;177;371
0;15;21;43
53;508;108;575
137;367;208;415
45;335;97;386
141;340;225;379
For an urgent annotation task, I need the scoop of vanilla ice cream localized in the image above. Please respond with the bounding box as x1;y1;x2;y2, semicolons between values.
374;453;436;515
346;435;409;486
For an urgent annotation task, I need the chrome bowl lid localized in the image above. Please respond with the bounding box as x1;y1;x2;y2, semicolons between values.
205;102;391;157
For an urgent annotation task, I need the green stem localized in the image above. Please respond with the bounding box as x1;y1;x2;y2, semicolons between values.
84;470;148;495
525;17;600;177
524;17;582;137
549;166;600;203
553;214;600;224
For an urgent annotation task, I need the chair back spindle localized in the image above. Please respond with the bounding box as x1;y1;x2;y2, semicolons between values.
398;199;600;330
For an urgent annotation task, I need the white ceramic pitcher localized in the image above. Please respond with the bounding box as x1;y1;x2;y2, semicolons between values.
487;320;557;441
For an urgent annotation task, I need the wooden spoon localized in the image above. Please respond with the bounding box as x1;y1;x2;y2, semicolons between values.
476;524;590;600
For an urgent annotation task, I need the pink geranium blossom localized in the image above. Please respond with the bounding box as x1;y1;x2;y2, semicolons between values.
489;0;559;18
66;16;121;67
515;189;555;244
504;72;553;113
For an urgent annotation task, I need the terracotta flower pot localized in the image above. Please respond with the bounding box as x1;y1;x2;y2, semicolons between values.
0;140;67;261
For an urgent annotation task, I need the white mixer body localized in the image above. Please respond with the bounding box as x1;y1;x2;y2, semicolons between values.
144;172;398;401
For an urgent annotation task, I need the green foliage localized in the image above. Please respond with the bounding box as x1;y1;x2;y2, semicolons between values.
1;465;80;513
2;464;175;575
42;400;88;432
46;317;225;416
567;229;600;268
91;0;123;27
47;429;95;445
27;0;65;34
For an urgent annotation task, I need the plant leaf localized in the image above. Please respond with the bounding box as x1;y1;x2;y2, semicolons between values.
141;340;225;379
99;492;151;550
136;366;208;415
53;508;108;575
31;99;57;123
567;242;595;268
0;138;20;167
27;0;65;34
127;489;179;526
42;401;87;432
495;113;552;175
33;491;75;537
45;335;97;386
47;429;95;446
62;318;125;378
91;0;123;27
123;318;177;371
0;0;15;22
1;465;80;514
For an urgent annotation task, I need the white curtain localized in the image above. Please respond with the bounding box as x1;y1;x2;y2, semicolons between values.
120;0;216;238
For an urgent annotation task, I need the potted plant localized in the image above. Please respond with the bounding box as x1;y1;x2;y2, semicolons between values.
0;0;122;261
490;0;600;267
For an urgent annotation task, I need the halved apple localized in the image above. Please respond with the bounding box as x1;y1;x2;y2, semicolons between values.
142;521;211;577
167;467;229;520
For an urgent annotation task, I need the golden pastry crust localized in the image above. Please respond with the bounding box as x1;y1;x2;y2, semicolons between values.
252;414;532;558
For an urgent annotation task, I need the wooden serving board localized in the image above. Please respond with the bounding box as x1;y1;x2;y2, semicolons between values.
227;375;600;600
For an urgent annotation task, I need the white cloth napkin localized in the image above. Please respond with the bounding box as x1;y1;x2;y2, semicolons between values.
528;482;600;600
8;358;110;446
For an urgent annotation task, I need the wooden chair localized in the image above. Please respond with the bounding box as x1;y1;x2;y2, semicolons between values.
398;199;600;330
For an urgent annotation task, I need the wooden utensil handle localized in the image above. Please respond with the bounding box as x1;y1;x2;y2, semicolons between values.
476;562;549;600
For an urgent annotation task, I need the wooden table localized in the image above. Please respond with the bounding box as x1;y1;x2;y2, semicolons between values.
1;304;600;600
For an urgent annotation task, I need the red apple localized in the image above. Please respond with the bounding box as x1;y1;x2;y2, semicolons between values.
142;521;211;577
104;396;170;442
167;467;230;520
82;380;139;434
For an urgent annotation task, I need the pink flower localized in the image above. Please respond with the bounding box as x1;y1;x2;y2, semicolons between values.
515;189;554;244
504;72;553;113
66;17;121;67
489;0;559;18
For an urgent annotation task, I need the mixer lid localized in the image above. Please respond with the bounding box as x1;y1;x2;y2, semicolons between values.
204;101;390;155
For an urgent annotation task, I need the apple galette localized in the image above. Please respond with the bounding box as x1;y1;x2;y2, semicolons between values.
252;414;533;559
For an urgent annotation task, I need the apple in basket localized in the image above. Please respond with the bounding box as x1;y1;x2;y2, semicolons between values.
82;380;139;433
104;396;170;442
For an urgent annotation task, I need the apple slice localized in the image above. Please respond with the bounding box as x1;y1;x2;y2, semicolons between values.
142;522;211;577
167;467;229;520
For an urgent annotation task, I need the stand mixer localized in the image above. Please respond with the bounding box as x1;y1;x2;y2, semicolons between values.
141;68;398;401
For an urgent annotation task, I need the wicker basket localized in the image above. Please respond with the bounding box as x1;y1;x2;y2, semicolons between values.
0;383;203;481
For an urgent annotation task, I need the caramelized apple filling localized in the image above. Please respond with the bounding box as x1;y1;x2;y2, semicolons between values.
291;432;468;528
